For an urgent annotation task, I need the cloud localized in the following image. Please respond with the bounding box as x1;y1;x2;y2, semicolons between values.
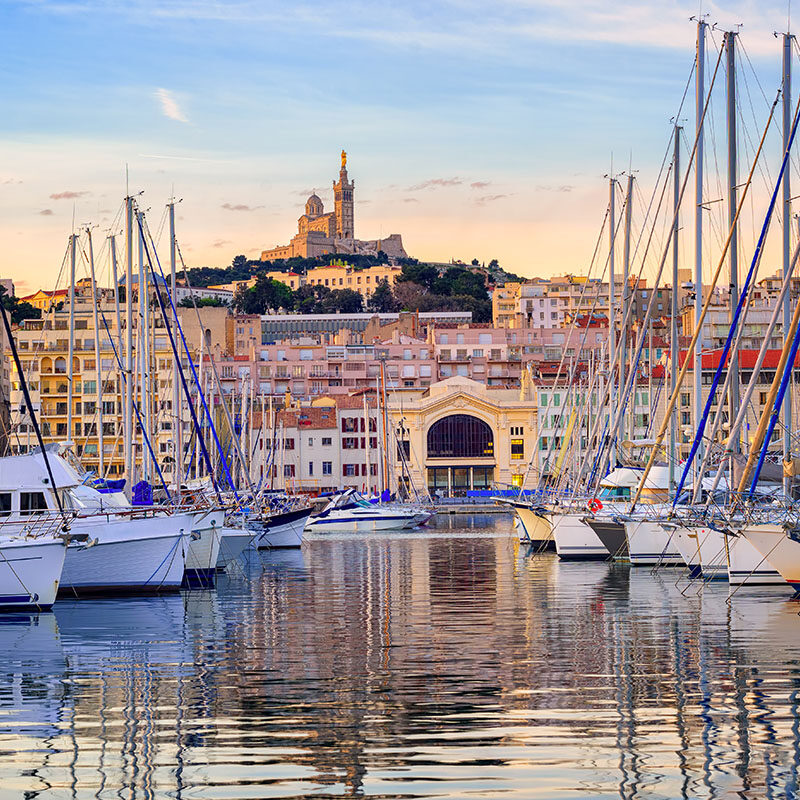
407;177;462;191
475;194;510;205
221;202;263;212
211;239;231;248
402;198;419;203
2;178;22;185
38;209;54;216
470;181;492;189
536;184;574;192
50;190;88;200
155;88;188;123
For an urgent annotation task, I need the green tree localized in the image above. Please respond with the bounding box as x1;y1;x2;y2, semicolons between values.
231;254;247;270
397;263;438;291
0;286;41;325
320;288;363;314
233;276;293;314
369;280;399;313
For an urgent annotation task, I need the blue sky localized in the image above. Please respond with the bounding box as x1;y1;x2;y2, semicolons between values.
1;0;797;291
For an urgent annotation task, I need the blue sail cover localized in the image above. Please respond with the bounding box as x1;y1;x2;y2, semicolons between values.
132;480;153;506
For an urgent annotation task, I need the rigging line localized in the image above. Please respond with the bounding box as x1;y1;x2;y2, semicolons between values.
166;235;253;500
580;152;676;490
137;219;223;504
631;81;785;513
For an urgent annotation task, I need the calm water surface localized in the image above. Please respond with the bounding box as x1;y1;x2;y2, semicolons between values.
2;513;800;798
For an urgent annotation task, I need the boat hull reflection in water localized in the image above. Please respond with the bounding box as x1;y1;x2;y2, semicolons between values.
1;517;800;798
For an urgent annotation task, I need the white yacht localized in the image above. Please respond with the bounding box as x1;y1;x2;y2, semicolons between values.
305;490;433;534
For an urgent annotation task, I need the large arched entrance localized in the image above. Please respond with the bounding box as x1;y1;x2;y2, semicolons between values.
426;414;494;495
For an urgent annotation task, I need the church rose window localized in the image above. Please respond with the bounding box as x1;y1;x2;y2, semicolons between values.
427;415;494;459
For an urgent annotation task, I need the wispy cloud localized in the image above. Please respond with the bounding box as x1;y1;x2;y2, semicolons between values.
50;190;88;200
211;239;231;248
3;178;23;185
155;88;188;123
470;181;492;189
475;194;510;205
38;209;54;216
537;184;574;192
402;198;419;203
221;202;262;212
408;177;462;191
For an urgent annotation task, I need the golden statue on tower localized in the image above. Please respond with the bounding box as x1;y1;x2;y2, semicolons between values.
341;149;347;168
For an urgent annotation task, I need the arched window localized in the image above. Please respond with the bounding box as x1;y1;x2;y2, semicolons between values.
427;414;494;459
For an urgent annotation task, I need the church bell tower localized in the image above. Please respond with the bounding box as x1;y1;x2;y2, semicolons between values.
333;149;354;239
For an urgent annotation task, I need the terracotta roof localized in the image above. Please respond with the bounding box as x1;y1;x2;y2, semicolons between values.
677;348;800;369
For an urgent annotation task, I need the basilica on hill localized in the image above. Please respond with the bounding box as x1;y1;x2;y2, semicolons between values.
260;151;408;262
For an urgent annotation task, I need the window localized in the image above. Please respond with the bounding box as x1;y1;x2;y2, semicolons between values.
284;464;295;478
511;426;524;436
322;437;332;446
427;415;493;458
343;436;359;449
539;436;548;451
308;462;314;476
681;392;690;408
0;493;10;517
283;438;295;450
20;491;47;515
322;461;332;475
308;437;314;447
343;464;358;477
511;439;524;460
342;417;358;432
473;349;483;358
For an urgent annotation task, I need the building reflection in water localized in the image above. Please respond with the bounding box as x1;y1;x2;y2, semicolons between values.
0;533;799;797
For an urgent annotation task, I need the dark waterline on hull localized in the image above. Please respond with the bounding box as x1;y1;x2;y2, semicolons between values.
1;513;800;798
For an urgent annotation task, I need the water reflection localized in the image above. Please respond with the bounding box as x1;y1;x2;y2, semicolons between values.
0;527;799;798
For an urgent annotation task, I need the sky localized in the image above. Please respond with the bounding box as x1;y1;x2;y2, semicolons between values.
1;0;799;293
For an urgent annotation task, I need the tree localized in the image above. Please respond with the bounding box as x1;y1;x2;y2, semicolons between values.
471;258;480;266
231;254;247;270
320;289;363;314
393;281;427;311
369;280;399;313
396;263;438;291
178;296;227;308
488;259;499;270
233;276;294;314
0;286;41;325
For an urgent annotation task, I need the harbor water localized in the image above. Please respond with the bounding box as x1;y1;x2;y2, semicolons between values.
3;513;800;798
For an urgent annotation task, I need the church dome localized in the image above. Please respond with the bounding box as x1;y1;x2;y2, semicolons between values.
305;193;323;218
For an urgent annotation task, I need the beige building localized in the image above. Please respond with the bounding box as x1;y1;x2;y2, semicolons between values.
305;263;401;298
387;376;538;495
261;152;408;261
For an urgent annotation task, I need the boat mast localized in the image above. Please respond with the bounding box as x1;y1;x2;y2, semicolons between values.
693;17;706;490
124;196;134;489
363;392;371;495
168;201;182;498
622;173;634;441
669;126;681;498
608;174;617;469
726;30;740;480
87;227;104;480
137;210;149;482
784;31;794;497
67;233;76;453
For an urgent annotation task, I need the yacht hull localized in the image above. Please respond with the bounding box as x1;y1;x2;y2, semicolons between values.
306;509;433;534
59;513;191;595
216;528;255;569
0;538;66;610
625;519;683;566
514;506;555;550
550;512;609;560
738;524;800;589
586;518;628;560
257;508;311;548
185;510;224;587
